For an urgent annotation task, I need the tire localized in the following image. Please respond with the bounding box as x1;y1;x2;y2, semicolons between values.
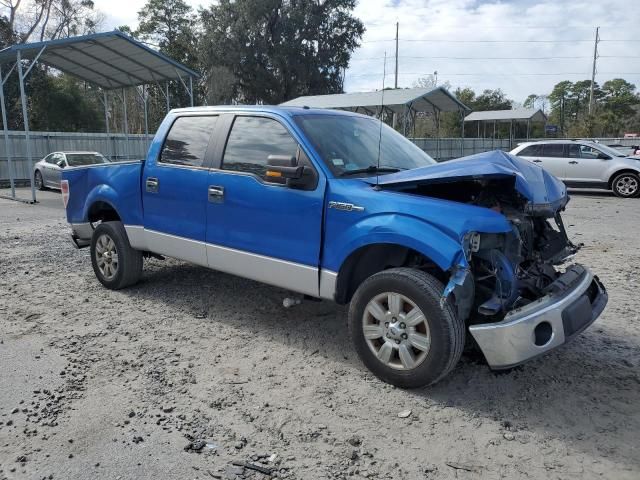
34;170;45;190
611;172;640;198
348;268;465;388
90;221;143;290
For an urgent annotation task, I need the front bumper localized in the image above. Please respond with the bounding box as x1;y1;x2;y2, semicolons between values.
469;264;607;369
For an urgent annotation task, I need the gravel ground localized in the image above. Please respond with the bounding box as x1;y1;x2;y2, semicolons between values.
0;188;638;480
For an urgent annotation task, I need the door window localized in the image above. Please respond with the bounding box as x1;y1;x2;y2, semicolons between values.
541;144;565;158
222;116;298;180
46;153;63;165
579;145;605;159
567;145;581;158
160;116;218;168
518;145;542;156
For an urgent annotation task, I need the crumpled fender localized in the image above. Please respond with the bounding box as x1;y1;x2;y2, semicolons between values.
323;213;472;274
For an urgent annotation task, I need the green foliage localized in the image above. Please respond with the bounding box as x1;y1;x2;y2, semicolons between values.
199;0;365;104
531;78;638;136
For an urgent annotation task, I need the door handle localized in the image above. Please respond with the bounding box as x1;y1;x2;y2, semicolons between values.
146;177;159;193
533;159;542;163
208;185;224;202
569;160;579;164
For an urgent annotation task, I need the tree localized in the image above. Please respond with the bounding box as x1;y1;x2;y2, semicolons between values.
199;0;365;104
473;89;512;111
601;79;639;117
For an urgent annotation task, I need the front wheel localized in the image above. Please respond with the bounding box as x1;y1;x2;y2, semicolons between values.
90;221;143;290
348;268;465;388
34;170;45;190
611;172;640;198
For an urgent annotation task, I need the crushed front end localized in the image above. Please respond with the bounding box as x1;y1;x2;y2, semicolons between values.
373;150;609;369
458;186;607;368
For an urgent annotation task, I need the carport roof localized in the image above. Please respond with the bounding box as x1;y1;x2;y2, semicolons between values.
0;30;199;90
465;108;547;123
280;86;470;114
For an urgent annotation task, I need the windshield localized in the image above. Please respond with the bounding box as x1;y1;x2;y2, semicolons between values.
65;153;110;166
294;114;436;176
591;143;627;158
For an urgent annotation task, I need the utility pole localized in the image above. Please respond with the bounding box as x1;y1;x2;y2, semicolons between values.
588;26;600;115
394;22;399;89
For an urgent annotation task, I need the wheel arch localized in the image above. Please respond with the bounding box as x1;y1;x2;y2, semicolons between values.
334;243;449;305
608;169;640;189
87;200;121;223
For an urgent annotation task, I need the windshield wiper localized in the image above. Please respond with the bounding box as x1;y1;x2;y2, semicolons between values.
339;165;402;177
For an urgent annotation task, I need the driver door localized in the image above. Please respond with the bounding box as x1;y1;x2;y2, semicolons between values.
564;144;609;185
205;114;325;297
43;153;65;187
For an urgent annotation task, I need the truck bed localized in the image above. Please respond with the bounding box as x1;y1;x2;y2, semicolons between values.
63;161;144;226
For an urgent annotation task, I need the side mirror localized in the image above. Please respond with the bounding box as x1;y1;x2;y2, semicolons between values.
57;161;65;168
266;155;303;180
597;153;610;160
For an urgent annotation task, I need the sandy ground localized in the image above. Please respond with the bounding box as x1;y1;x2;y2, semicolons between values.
0;187;638;480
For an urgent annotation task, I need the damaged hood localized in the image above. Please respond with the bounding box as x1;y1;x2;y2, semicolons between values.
367;150;568;215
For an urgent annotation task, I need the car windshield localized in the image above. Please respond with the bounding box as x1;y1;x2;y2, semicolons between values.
65;153;110;166
590;143;627;157
294;114;436;176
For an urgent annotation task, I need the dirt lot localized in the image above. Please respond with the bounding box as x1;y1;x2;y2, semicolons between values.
0;188;638;480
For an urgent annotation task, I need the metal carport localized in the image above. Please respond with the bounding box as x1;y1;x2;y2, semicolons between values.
0;30;199;203
280;86;470;142
464;108;547;143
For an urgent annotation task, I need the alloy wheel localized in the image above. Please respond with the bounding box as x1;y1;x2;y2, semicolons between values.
95;234;119;280
362;292;431;370
615;175;639;197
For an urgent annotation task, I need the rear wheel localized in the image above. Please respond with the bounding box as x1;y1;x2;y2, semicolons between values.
611;172;640;198
34;170;45;190
90;221;142;290
348;268;465;388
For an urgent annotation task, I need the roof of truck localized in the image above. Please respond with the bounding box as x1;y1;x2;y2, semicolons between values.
170;105;365;118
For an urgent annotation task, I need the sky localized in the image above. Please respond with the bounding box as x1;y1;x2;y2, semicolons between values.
93;0;639;105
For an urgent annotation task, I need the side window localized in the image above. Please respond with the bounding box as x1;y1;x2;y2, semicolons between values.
222;116;298;180
541;144;565;158
46;153;60;164
579;145;601;159
567;145;580;158
519;145;541;156
160;116;218;168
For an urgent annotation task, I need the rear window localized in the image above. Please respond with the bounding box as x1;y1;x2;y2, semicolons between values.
541;144;565;158
160;116;218;168
66;153;109;166
518;145;542;156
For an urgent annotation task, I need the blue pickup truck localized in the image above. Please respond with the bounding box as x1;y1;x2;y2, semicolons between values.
62;106;607;388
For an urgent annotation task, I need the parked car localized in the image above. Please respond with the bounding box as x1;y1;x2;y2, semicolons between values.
61;107;607;388
510;140;640;198
34;151;110;190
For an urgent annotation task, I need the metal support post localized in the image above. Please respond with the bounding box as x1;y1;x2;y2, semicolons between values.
165;82;170;112
17;50;36;203
122;88;129;161
102;91;111;160
0;64;15;198
459;109;465;157
189;76;194;107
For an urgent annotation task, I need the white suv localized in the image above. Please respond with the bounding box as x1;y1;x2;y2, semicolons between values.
510;140;640;198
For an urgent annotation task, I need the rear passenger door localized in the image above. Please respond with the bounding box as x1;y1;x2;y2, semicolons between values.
205;114;325;297
142;114;219;267
537;144;567;179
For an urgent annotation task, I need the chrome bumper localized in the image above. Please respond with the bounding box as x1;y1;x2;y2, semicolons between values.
70;222;92;249
469;265;607;369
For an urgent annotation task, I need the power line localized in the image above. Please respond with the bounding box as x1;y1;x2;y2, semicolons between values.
347;72;640;78
349;55;640;62
362;38;640;44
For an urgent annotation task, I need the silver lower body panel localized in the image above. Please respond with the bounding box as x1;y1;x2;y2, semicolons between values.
469;264;607;369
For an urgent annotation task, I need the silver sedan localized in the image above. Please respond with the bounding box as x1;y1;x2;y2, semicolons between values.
33;151;110;190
